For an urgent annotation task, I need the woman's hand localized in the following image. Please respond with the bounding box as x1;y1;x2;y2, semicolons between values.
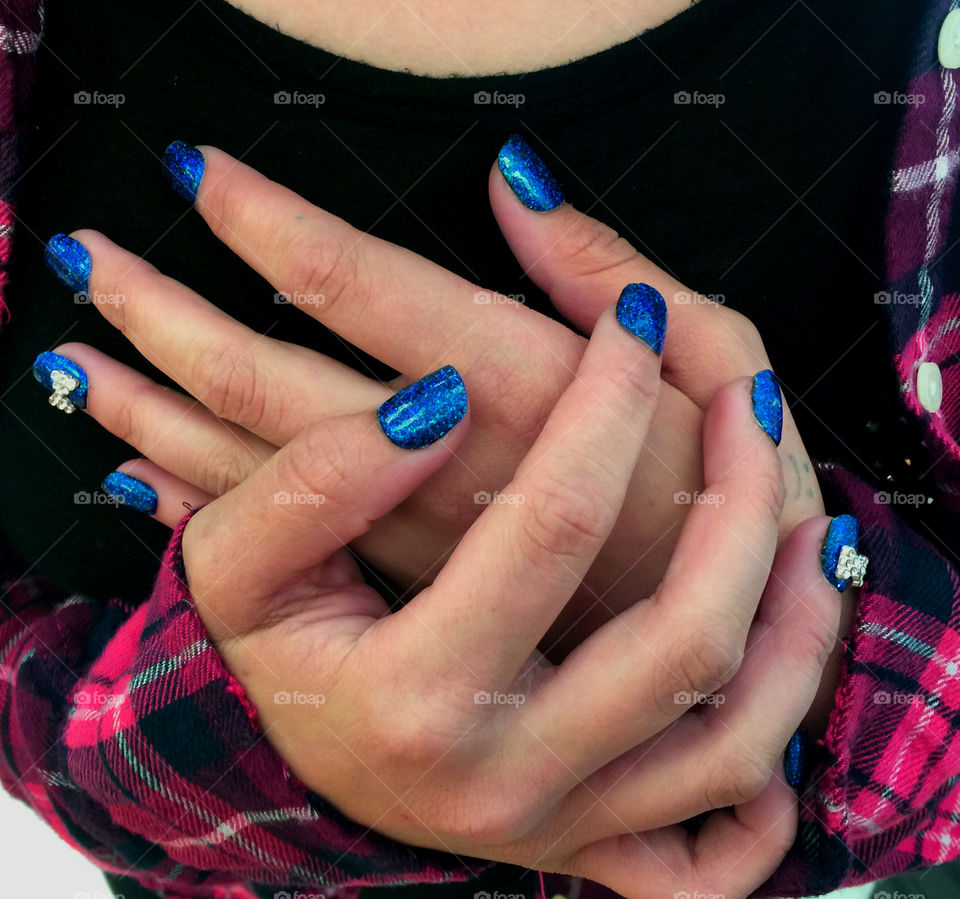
50;292;842;898
46;139;825;659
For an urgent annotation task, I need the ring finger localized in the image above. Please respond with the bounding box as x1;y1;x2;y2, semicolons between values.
44;342;276;496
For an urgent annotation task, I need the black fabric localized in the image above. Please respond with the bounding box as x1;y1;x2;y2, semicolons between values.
0;0;927;606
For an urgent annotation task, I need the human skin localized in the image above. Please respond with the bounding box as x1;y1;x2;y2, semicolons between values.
49;286;842;898
49;142;849;737
224;0;703;76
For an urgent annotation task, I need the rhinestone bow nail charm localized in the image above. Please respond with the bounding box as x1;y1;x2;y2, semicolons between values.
49;369;80;413
836;544;868;588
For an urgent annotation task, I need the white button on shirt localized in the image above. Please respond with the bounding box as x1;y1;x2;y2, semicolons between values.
918;361;944;413
939;9;960;68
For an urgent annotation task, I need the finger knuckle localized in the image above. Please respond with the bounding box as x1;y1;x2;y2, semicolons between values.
517;470;616;566
558;215;638;280
661;621;743;703
705;749;772;808
283;421;360;501
281;235;363;318
203;439;255;496
446;797;537;846
723;309;767;362
725;466;785;533
110;379;165;447
192;339;268;428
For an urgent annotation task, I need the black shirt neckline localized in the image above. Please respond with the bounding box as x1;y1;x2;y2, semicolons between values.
165;0;739;124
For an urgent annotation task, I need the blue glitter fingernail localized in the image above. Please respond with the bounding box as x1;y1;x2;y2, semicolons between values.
33;351;88;411
497;134;564;212
784;728;806;790
616;283;667;354
44;234;91;294
377;366;468;449
752;369;783;445
162;141;205;202
821;514;860;592
101;471;158;515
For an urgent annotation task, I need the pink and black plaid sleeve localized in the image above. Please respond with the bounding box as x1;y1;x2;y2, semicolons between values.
760;2;960;894
0;512;485;897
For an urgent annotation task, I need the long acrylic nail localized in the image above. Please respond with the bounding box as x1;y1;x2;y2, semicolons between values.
784;728;806;790
162;141;205;202
45;234;91;294
616;283;667;354
377;366;468;449
821;513;864;592
33;351;88;413
101;471;158;515
752;369;783;445
497;134;564;212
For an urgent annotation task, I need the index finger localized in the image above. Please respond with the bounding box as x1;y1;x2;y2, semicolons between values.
166;142;574;380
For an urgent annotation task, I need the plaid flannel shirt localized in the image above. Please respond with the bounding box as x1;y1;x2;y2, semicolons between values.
3;1;960;897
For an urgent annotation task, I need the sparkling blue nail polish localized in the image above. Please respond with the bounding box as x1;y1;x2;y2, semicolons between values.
616;283;667;354
821;514;860;592
784;729;806;790
377;366;467;449
752;369;783;445
33;351;88;412
162;141;205;202
497;134;564;212
44;234;91;294
101;471;158;515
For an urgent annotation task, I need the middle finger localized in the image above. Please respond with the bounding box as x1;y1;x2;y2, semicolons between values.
44;230;388;445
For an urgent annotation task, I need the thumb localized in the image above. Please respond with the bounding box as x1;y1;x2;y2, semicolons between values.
182;366;469;635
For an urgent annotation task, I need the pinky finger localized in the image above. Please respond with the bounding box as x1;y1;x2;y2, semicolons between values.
571;775;796;899
106;459;214;527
